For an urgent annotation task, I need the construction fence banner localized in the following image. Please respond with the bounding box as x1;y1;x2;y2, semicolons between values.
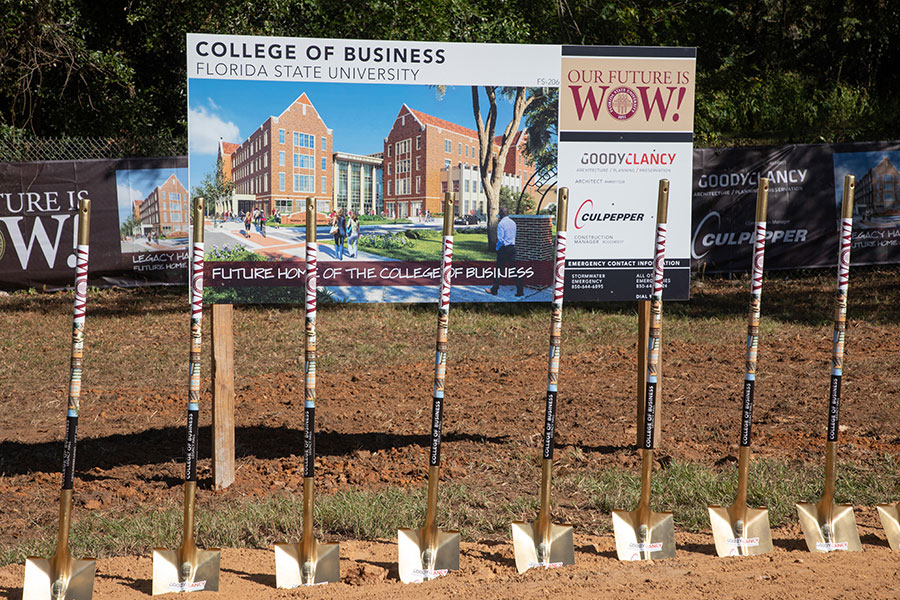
691;140;900;273
0;157;189;289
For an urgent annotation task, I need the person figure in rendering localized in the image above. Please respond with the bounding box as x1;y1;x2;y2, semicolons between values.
333;208;347;260
347;211;360;258
486;207;523;297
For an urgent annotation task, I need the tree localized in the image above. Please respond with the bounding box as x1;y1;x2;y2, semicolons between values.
120;215;140;238
471;86;536;250
192;157;234;216
499;186;535;215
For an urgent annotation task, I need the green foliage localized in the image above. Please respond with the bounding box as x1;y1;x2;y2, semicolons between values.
205;243;267;262
499;185;535;214
358;214;411;224
358;231;417;250
1;0;899;146
192;158;235;210
119;214;139;237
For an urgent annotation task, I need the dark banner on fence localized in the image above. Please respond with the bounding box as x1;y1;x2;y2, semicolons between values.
692;140;900;273
4;141;900;291
0;157;189;289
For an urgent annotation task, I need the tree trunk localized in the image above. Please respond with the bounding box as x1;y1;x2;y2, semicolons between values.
472;86;533;252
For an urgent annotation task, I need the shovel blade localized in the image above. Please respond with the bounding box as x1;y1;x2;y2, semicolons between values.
23;556;96;600
876;503;900;550
274;540;340;588
707;505;773;557
796;502;860;552
611;509;675;561
151;548;221;595
397;527;460;583
511;521;574;574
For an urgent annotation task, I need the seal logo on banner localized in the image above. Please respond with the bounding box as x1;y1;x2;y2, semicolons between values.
607;87;638;120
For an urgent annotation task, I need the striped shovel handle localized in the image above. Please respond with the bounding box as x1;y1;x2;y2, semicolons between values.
62;198;91;491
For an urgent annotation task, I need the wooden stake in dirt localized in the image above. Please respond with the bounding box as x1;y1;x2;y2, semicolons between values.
398;193;460;584
274;197;340;587
708;178;774;557
611;180;676;561
23;198;97;600
796;175;861;553
511;188;575;573
152;198;221;594
211;304;235;490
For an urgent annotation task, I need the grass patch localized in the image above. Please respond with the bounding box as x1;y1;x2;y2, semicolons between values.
0;483;523;567
569;455;900;533
5;457;900;567
354;230;495;262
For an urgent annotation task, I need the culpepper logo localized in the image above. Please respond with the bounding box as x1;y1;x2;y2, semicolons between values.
573;198;645;230
574;198;594;230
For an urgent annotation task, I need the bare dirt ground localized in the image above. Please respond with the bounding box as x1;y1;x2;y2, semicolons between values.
1;270;899;599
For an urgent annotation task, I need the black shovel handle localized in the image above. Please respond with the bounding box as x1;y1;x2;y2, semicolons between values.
642;181;668;451
304;197;318;478
186;198;205;482
429;195;454;467
827;175;855;442
62;198;91;490
739;179;769;447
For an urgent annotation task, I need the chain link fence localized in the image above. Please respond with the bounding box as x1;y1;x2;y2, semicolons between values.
0;127;186;162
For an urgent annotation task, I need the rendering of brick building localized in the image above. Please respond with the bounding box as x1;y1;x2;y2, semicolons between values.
138;174;189;236
223;92;333;217
382;104;535;219
856;156;900;219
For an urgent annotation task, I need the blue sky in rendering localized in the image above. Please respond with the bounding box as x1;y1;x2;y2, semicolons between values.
833;150;899;207
187;79;528;190
115;167;189;226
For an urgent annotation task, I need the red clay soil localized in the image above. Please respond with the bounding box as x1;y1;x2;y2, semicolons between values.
1;315;899;598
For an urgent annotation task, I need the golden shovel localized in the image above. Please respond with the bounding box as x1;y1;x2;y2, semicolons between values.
274;198;340;587
612;180;676;561
796;175;861;553
24;199;96;600
708;179;773;557
398;196;460;583
876;501;900;550
512;189;574;573
152;198;221;594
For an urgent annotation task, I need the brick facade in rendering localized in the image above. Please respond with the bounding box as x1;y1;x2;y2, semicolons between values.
138;174;189;236
856;156;900;218
382;104;536;218
224;93;333;216
510;215;554;262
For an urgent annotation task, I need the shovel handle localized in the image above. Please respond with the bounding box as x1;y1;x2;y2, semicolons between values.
304;198;318;477
739;179;769;448
827;175;854;443
429;194;455;467
543;189;568;461
642;181;668;451
63;199;91;490
186;198;205;482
